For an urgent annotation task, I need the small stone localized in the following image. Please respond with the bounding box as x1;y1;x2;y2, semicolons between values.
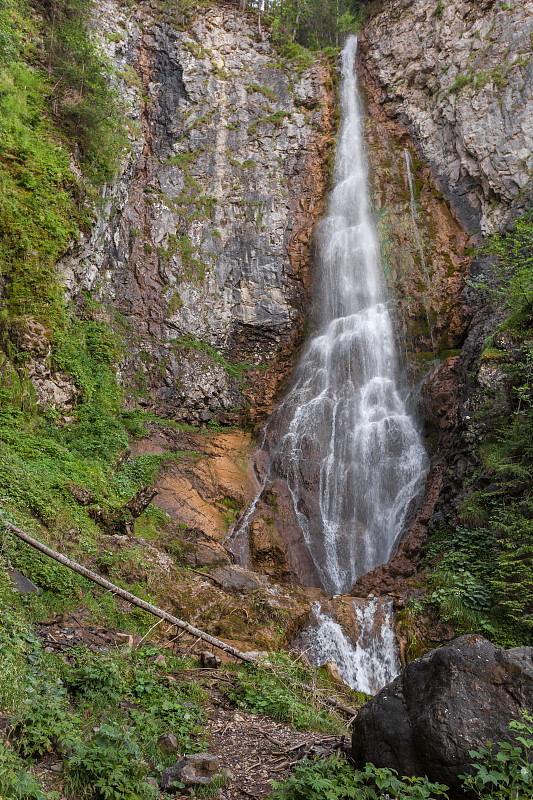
50;762;63;773
325;660;342;683
9;569;41;596
200;651;221;668
153;653;167;666
161;753;221;791
158;733;179;753
115;632;135;648
145;777;159;790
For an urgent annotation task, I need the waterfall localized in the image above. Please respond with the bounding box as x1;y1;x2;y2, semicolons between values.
229;36;428;597
299;600;401;695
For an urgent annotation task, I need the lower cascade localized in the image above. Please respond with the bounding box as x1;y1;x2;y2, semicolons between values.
300;600;401;695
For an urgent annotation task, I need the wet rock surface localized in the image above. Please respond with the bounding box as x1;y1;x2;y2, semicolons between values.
351;635;533;793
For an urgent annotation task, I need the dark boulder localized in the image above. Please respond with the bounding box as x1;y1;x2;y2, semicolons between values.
351;635;533;793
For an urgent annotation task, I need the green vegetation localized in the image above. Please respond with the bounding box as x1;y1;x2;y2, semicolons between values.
460;713;533;799
0;586;208;799
433;1;445;17
0;0;126;321
248;110;289;133
246;83;277;100
272;758;450;799
230;653;352;733
449;73;474;94
257;0;364;51
469;216;533;312
270;715;533;800
424;215;533;646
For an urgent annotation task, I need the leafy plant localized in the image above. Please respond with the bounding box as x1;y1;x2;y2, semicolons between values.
66;724;153;800
271;756;449;800
230;653;347;733
0;742;46;800
460;713;533;799
469;216;533;313
16;697;78;758
69;655;122;706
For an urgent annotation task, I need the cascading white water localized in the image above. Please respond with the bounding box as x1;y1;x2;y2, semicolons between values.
300;600;401;694
239;36;429;595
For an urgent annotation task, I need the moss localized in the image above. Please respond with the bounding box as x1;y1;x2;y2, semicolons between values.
246;83;276;101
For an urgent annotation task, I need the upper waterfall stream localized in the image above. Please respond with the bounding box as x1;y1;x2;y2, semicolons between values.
230;36;428;597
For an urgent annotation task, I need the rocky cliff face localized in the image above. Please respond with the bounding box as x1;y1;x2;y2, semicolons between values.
359;0;533;236
58;1;334;424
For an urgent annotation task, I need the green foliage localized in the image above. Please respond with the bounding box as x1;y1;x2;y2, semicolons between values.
36;0;128;185
469;217;533;313
66;724;153;800
0;58;83;320
230;653;347;733
265;0;362;52
0;0;127;324
460;713;533;799
271;756;449;800
246;82;276;100
69;656;122;706
425;216;533;645
16;696;78;758
0;742;46;800
433;1;445;17
449;73;474;93
0;619;210;800
0;582;41;713
171;334;254;384
0;0;18;64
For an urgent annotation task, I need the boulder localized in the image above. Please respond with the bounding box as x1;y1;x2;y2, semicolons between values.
9;569;41;596
200;651;222;668
161;753;221;791
351;635;533;794
157;733;178;753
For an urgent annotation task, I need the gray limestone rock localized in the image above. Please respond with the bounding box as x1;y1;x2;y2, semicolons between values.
55;2;332;421
360;0;533;236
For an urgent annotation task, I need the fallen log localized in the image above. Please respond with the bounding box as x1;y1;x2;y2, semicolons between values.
3;519;359;717
4;519;256;664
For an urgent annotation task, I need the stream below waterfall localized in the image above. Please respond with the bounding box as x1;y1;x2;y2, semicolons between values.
230;35;428;693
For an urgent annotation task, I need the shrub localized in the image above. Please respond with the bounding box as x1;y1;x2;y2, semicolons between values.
66;724;153;800
271;756;449;800
0;742;46;800
469;216;533;313
69;656;122;706
16;697;78;758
